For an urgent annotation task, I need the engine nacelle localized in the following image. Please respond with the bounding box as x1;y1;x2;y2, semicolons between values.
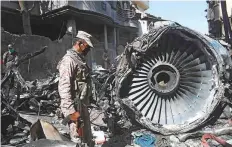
115;22;232;135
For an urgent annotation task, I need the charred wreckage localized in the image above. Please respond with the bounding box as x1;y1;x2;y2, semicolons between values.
115;22;232;135
1;22;232;146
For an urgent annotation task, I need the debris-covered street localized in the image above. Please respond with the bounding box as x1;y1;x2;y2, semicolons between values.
1;1;232;147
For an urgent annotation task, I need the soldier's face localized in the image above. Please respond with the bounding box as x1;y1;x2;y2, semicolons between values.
74;41;90;56
82;45;90;56
81;42;90;56
9;48;15;53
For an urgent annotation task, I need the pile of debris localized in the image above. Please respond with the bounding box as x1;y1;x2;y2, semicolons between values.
1;46;62;146
2;61;232;147
1;22;232;147
1;74;60;145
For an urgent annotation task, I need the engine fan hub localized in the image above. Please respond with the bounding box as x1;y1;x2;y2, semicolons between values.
148;63;180;95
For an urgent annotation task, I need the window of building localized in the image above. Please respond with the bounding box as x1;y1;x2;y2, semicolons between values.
122;1;130;10
108;1;113;7
10;0;19;4
116;1;122;9
101;2;106;11
108;1;116;9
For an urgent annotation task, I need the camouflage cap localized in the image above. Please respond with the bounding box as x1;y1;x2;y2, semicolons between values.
76;31;93;48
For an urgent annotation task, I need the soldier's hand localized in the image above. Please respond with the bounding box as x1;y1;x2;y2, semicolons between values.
70;112;81;121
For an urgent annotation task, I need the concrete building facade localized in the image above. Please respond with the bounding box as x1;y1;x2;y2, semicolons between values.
1;0;149;69
206;0;232;39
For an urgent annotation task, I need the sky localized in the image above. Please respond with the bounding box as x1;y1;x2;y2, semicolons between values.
147;1;208;34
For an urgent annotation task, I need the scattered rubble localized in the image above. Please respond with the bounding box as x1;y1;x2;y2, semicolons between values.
1;23;232;147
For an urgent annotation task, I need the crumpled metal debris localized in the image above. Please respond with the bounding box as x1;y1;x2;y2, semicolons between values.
1;74;61;145
178;126;232;142
18;139;77;147
2;22;232;147
30;119;68;141
1;46;61;146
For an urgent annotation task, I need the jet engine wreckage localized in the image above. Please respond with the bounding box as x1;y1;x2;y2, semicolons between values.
1;22;232;146
114;22;232;135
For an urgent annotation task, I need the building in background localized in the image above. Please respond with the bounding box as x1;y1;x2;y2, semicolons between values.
130;1;163;36
131;1;149;35
206;0;232;40
1;0;150;69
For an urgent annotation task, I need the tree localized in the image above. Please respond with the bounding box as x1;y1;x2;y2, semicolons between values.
17;0;35;35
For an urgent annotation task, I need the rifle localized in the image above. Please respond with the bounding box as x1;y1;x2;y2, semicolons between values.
1;46;47;87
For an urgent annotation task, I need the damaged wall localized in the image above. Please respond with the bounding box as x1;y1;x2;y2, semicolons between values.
1;30;73;80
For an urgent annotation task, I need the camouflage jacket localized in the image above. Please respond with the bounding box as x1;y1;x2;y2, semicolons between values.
3;51;19;70
57;49;91;115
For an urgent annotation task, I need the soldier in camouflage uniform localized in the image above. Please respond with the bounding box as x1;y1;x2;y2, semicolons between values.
3;44;19;72
57;31;93;145
2;44;19;97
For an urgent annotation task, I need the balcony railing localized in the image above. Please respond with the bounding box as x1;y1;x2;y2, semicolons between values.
40;0;68;14
116;5;136;21
50;0;68;9
40;0;138;28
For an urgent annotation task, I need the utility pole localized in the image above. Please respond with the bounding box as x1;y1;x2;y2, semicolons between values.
221;0;232;46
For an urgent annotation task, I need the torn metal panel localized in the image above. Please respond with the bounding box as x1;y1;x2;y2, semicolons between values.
18;139;77;147
30;119;68;141
115;22;232;135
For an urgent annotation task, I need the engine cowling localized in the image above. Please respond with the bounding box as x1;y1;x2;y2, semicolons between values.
115;23;232;135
